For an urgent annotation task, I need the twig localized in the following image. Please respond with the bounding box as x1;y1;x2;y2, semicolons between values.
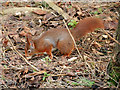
63;19;84;61
3;26;39;72
102;29;120;46
51;74;68;77
44;0;72;20
22;72;68;78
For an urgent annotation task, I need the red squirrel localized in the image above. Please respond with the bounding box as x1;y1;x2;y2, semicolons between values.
25;17;104;59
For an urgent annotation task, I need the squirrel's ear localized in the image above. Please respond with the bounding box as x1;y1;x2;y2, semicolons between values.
25;35;30;56
25;33;33;50
26;36;30;46
25;33;33;56
26;33;32;43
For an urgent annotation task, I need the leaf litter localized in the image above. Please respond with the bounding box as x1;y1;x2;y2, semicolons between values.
0;2;119;88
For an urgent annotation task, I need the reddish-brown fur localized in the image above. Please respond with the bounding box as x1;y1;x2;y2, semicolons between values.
71;17;104;40
25;17;104;59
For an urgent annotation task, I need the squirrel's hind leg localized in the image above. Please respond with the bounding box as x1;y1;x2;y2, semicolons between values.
57;40;74;58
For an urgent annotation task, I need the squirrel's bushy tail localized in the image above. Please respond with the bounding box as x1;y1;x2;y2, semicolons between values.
71;17;104;40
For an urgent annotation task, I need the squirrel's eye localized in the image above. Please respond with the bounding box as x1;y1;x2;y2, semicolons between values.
28;50;31;53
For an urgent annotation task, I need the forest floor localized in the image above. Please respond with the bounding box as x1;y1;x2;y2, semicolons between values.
0;1;119;88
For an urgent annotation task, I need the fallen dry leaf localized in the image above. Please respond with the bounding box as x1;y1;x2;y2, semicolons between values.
3;38;9;47
43;13;54;20
32;9;47;15
19;26;31;36
30;76;35;81
19;30;27;36
23;68;29;74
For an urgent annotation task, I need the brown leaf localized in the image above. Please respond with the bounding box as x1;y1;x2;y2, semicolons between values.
19;31;27;36
43;13;54;20
2;2;10;6
32;9;47;15
30;77;35;81
67;72;75;76
19;26;31;36
21;16;31;21
23;68;29;74
24;26;30;31
3;38;8;47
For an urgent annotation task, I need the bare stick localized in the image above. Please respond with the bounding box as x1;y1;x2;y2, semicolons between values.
102;29;120;45
63;19;84;61
3;26;39;71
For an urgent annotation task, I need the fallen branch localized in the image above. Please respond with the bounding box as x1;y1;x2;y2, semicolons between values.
44;0;72;20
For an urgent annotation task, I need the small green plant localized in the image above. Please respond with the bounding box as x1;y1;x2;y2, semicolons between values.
33;69;37;72
98;8;103;14
43;72;50;81
45;56;52;62
68;5;72;8
41;1;49;8
107;81;112;87
42;56;52;64
93;11;98;15
68;20;78;29
81;78;95;87
72;78;95;87
4;65;7;69
1;75;5;80
107;61;120;87
42;56;51;62
91;7;103;15
108;69;119;86
72;82;79;86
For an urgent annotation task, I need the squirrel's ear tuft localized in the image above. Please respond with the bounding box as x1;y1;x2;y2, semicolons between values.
26;33;33;43
25;33;33;56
